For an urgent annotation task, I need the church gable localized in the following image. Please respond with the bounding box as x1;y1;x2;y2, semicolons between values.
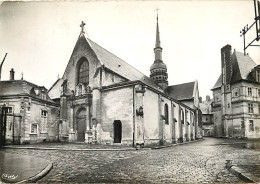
62;35;102;94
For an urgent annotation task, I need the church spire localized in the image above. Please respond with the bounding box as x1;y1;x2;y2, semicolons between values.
155;12;161;48
150;10;168;90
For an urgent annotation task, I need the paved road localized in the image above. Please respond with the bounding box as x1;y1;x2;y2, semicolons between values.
3;138;260;183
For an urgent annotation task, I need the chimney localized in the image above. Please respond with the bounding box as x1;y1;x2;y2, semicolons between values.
221;45;232;85
10;68;15;80
206;95;210;102
199;97;202;103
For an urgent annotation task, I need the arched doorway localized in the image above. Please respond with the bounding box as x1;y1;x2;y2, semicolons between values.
113;120;122;143
77;108;86;142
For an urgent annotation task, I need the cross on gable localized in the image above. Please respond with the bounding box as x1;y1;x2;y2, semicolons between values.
80;21;86;34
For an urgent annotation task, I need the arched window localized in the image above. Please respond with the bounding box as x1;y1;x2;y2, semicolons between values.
78;58;89;85
180;109;184;124
164;104;169;125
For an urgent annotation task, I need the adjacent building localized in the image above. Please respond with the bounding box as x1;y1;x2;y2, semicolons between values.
199;95;214;137
212;45;260;139
0;69;59;144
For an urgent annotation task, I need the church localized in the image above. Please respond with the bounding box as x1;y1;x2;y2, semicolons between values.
48;16;202;147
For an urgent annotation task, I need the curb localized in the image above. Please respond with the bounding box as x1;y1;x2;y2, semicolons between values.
17;162;53;183
151;139;204;149
229;165;259;183
4;146;138;151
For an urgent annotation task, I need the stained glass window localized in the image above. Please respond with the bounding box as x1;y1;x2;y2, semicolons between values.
78;60;89;84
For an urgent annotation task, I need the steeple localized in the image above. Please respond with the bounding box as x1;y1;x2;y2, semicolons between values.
155;13;161;48
150;11;168;90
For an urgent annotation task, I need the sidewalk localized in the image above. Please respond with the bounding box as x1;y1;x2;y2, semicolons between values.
0;151;52;183
4;139;204;151
4;142;138;151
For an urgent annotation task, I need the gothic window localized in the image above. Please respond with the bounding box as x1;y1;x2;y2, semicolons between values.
248;103;253;113
78;58;89;85
164;104;169;125
248;88;252;97
249;120;254;131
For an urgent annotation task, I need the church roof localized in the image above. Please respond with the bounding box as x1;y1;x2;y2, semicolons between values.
87;38;163;91
48;78;63;99
212;51;258;90
165;81;195;101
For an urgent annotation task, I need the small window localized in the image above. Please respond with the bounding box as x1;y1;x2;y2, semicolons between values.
41;110;47;117
248;103;254;113
248;88;252;97
235;92;238;96
258;104;260;114
180;109;184;124
258;89;260;97
30;123;38;134
249;120;254;131
112;74;114;82
62;80;68;94
164;104;169;125
4;107;13;114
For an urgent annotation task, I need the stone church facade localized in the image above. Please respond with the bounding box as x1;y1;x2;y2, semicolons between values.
212;45;260;139
49;18;201;146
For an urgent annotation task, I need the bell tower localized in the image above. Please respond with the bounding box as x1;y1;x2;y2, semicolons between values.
150;12;168;90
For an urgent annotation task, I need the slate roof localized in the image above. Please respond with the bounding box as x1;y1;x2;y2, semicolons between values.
0;80;54;102
48;78;63;99
87;38;162;91
212;51;258;90
165;81;195;100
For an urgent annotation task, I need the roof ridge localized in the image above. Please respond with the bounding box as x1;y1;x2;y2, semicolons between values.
87;38;149;79
0;79;45;89
168;81;195;87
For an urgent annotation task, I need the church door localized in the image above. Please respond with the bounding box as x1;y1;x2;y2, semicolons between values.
113;120;122;143
77;119;86;142
77;108;86;142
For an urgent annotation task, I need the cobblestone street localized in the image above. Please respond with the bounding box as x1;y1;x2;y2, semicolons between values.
3;138;260;183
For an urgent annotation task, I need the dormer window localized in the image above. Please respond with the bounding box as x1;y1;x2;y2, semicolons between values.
41;110;47;117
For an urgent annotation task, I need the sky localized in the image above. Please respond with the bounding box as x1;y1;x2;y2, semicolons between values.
0;1;259;100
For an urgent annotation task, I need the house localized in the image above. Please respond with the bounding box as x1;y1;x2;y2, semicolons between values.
212;45;260;139
199;95;214;137
0;69;59;144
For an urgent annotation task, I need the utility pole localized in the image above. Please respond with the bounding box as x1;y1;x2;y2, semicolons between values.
0;53;8;81
240;0;260;55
